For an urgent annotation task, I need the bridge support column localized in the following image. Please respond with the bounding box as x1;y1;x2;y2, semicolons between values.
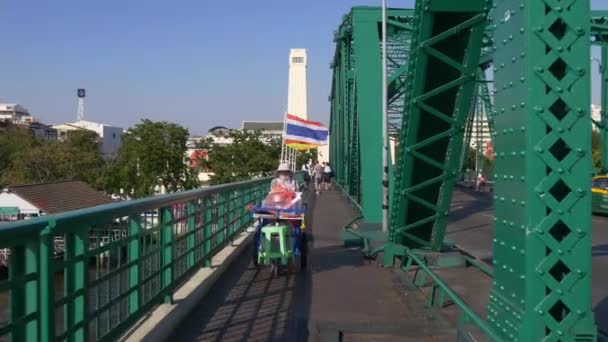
489;0;597;340
352;11;384;223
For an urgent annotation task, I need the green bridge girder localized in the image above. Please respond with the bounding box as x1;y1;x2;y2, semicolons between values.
329;7;413;223
490;0;597;339
591;12;608;174
331;0;600;340
389;0;488;249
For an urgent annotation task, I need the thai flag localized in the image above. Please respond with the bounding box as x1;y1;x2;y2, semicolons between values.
284;114;329;149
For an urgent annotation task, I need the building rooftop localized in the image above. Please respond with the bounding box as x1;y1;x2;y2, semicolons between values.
5;180;115;214
241;121;284;132
0;103;29;113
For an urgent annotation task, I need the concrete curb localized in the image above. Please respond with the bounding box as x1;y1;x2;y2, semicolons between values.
119;227;256;342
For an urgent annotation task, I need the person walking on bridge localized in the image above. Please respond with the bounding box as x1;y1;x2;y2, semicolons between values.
323;162;332;190
313;161;324;195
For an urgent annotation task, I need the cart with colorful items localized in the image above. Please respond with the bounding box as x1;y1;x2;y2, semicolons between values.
249;191;307;276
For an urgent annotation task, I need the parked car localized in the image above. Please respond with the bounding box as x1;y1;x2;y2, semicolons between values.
592;176;608;215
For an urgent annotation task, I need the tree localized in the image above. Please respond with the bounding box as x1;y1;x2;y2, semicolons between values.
103;119;199;198
200;130;281;185
296;149;318;170
1;129;105;186
0;124;36;186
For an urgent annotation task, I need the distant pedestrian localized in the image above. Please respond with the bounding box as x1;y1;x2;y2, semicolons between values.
302;163;311;183
323;162;332;190
475;171;486;192
313;161;324;195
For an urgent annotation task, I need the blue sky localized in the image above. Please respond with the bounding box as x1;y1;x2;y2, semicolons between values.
0;0;605;135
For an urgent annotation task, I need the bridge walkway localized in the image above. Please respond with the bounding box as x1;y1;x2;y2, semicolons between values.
170;188;456;341
445;188;608;333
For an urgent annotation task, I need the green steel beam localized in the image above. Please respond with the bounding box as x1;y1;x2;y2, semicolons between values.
488;0;597;340
352;11;383;223
329;7;412;222
389;0;488;249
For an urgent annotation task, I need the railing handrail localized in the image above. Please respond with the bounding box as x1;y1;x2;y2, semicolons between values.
0;175;276;341
332;180;364;214
404;248;503;341
0;176;274;239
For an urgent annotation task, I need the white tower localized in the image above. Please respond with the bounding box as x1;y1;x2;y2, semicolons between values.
287;49;308;119
76;88;86;121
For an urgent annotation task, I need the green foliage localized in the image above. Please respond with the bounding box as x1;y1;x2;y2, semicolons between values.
201;130;281;185
1;127;104;187
461;145;494;180
296;149;318;170
0;125;36;182
103;119;198;198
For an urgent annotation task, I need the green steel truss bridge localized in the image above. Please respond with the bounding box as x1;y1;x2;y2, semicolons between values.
1;1;608;341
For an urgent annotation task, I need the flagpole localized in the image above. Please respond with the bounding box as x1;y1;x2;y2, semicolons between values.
381;0;389;233
280;111;288;164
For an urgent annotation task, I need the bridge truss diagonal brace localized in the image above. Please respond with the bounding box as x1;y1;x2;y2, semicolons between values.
389;0;489;250
488;0;597;340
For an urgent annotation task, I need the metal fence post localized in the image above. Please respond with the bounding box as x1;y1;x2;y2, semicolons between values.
63;229;88;341
39;225;55;342
128;215;141;314
161;207;174;304
186;200;196;269
9;241;39;342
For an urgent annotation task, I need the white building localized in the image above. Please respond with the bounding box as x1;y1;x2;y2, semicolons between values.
241;121;284;138
53;120;123;157
0;103;34;124
592;104;602;129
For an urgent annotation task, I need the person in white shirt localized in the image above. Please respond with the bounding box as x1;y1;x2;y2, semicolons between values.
323;162;332;190
301;163;311;183
313;161;324;195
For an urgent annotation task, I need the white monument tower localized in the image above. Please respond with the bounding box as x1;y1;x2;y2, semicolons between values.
287;49;308;119
284;49;330;164
283;49;309;170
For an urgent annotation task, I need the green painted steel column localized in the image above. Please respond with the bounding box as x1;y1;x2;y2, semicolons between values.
601;46;608;174
64;230;88;342
39;225;55;342
352;10;383;223
128;215;141;315
489;0;597;340
9;241;39;342
161;207;173;304
186;201;195;268
203;196;212;267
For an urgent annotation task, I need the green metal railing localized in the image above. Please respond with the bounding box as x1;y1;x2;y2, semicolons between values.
0;177;272;342
401;248;502;342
